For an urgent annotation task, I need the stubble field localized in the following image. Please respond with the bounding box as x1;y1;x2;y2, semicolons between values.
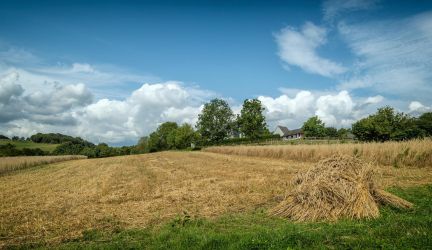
1;141;432;248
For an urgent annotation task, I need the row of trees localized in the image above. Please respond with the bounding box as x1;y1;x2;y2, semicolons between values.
2;102;431;157
53;141;134;158
301;107;431;142
197;98;269;143
302;116;352;138
0;143;46;157
135;123;200;153
135;98;271;153
30;133;94;146
352;107;432;141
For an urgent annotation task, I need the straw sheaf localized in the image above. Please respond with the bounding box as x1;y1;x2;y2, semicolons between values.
270;154;413;221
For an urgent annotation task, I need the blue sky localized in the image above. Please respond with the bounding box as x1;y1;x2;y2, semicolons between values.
1;0;432;145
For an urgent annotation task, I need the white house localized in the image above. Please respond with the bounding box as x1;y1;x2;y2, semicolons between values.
274;125;304;140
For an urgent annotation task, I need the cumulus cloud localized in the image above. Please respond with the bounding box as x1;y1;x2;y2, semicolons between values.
0;71;94;125
315;91;355;126
409;101;431;114
258;89;383;130
25;83;93;115
0;73;212;145
0;72;23;104
275;22;346;77
258;91;315;123
72;82;211;144
337;11;432;102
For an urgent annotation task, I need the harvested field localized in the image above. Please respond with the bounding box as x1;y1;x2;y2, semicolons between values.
204;139;432;168
0;155;87;175
1;151;431;247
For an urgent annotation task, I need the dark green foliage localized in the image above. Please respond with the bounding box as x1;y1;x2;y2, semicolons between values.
417;112;432;136
168;123;200;149
55;185;432;250
0;135;10;140
0;143;46;156
352;106;424;142
30;133;94;146
199;134;280;147
145;122;200;152
238;99;267;140
53;142;86;155
147;122;179;152
302;116;326;137
337;127;352;139
324;127;338;137
196;98;235;143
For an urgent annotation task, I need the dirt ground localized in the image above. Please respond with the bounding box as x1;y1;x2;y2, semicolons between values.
1;151;431;246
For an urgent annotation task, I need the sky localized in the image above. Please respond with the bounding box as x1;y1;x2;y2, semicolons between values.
1;0;432;145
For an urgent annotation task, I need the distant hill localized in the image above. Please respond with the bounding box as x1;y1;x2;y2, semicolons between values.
0;139;59;153
0;135;9;140
30;133;94;147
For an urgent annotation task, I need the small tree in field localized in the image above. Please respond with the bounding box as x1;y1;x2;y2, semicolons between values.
302;116;326;137
238;98;267;139
196;98;234;143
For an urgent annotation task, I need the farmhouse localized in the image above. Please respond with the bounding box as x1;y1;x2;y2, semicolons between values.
274;125;304;140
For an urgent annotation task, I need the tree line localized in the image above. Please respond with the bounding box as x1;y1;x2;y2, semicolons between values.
135;98;272;153
1;99;431;157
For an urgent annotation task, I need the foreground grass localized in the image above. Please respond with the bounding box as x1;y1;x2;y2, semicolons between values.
34;185;431;249
0;139;59;152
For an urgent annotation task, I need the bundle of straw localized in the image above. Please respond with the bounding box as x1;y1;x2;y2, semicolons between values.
270;155;412;221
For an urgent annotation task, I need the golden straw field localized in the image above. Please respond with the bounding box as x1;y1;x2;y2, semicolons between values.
204;139;432;168
0;155;87;175
1;146;431;247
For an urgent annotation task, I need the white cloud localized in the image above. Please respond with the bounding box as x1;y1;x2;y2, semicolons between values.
71;63;96;73
0;76;213;145
25;83;93;114
0;72;23;104
323;0;379;21
337;12;432;103
275;22;346;77
409;101;431;114
364;95;384;105
73;81;211;144
259;89;383;130
258;91;315;123
315;90;355;126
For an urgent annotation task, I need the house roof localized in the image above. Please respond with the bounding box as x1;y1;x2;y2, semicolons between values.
277;126;290;135
286;128;303;136
276;126;303;136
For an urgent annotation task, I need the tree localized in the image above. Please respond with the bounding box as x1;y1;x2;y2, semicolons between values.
417;112;432;136
133;136;149;154
172;123;200;149
196;98;234;143
337;128;351;139
302;116;326;137
324;127;338;138
147;122;178;152
352;106;423;142
238;99;267;139
0;135;9;140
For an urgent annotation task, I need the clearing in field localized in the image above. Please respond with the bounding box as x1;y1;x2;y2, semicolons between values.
1;147;432;247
